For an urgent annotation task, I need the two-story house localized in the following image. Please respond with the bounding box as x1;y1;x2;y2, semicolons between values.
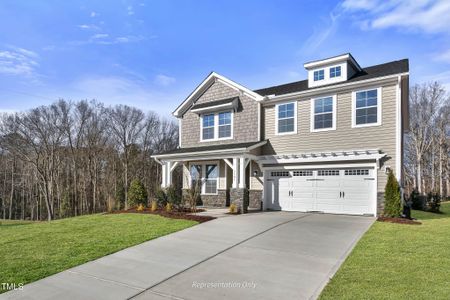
152;53;409;216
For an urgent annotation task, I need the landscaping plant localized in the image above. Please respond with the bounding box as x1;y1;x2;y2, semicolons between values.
229;203;238;214
154;188;168;207
166;203;173;212
151;200;158;212
383;170;402;217
166;185;182;210
426;192;441;213
127;179;148;207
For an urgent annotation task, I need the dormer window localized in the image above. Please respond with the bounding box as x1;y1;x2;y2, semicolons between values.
313;69;324;81
330;66;341;78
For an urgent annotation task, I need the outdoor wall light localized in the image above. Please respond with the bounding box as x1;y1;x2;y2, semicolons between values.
253;170;259;177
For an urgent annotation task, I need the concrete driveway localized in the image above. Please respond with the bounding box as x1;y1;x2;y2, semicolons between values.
2;212;374;300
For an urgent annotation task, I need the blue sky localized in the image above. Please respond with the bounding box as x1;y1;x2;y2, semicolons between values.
0;0;449;117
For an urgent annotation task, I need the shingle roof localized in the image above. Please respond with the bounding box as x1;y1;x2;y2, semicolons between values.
191;96;239;110
254;59;409;96
153;141;266;156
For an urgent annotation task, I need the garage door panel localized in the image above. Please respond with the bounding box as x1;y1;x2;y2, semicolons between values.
267;168;375;215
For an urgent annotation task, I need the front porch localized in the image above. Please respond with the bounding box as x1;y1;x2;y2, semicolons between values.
152;141;267;213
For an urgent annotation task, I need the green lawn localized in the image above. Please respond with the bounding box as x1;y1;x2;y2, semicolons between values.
320;202;450;300
0;214;197;293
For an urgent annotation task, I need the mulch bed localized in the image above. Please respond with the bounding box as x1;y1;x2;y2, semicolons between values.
377;216;422;225
109;208;215;223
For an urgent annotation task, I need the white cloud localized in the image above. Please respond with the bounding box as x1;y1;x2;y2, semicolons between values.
70;34;146;46
0;46;39;77
301;10;341;54
420;70;450;91
90;11;98;17
127;6;135;15
78;24;101;31
342;0;450;34
154;74;176;87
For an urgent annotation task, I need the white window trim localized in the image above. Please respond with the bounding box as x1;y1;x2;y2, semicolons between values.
351;87;382;128
189;161;220;195
313;69;325;81
329;66;341;78
200;110;234;142
275;101;297;135
310;95;337;132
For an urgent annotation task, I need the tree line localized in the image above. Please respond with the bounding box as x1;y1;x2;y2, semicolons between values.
404;82;450;199
0;82;448;221
0;100;178;221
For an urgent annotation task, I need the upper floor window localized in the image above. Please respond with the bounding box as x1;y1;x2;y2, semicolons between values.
218;111;232;138
201;111;233;141
352;88;381;127
330;66;341;78
202;114;215;140
311;96;336;132
314;69;324;81
276;102;296;134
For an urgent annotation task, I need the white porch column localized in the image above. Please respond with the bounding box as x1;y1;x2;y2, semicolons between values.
161;162;167;188
166;161;172;187
232;158;238;188
239;157;246;188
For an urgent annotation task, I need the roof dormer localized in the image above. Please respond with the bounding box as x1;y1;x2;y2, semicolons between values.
304;53;362;88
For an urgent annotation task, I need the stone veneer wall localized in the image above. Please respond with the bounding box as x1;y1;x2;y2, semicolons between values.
230;188;248;214
248;190;263;210
377;192;385;216
182;189;227;207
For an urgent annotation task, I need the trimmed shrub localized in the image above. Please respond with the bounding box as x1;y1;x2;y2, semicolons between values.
410;188;424;210
166;185;182;209
154;188;168;206
383;170;402;217
127;179;148;207
426;192;441;213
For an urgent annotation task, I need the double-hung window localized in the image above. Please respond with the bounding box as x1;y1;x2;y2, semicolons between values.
353;88;381;127
202;114;215;140
314;69;324;81
312;96;335;131
218;112;232;138
330;66;341;78
276;102;296;134
190;163;218;194
201;111;233;141
190;165;202;190
204;164;218;194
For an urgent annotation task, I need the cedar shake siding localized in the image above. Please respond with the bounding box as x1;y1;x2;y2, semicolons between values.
180;80;259;148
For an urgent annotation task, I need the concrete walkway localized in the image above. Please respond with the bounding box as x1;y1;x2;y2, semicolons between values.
2;212;374;300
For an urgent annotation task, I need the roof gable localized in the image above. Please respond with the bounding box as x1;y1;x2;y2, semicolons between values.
173;72;263;117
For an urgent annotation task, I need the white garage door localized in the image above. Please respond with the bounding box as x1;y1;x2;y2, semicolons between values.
265;168;375;215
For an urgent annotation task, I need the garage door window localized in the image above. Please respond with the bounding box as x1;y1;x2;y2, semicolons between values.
317;170;340;176
271;171;290;177
345;169;369;176
293;170;313;176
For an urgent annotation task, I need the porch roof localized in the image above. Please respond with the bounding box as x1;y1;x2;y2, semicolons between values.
152;140;267;160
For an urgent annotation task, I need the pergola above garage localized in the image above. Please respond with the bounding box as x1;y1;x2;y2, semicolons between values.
152;140;267;189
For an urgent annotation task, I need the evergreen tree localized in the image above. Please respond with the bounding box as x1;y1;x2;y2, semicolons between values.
384;170;402;217
127;179;148;207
